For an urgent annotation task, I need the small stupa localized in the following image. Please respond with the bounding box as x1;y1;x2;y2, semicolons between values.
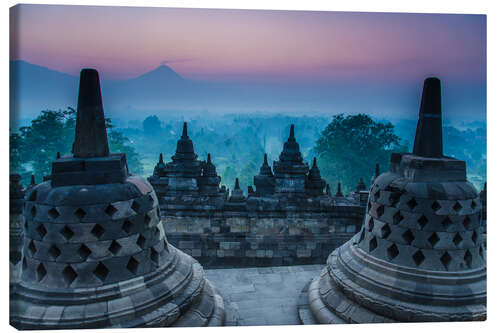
273;125;310;196
305;157;326;197
254;153;275;196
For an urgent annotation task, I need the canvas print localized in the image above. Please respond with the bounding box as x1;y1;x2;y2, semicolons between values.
9;4;486;328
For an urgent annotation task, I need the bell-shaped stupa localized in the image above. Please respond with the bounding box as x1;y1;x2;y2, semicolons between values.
299;77;486;324
254;153;275;196
10;69;225;329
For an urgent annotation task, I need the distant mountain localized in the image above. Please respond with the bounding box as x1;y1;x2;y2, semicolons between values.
10;60;79;127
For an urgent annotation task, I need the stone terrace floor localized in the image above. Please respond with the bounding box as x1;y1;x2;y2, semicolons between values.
205;264;324;326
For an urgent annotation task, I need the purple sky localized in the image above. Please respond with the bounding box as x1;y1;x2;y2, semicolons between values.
10;4;486;121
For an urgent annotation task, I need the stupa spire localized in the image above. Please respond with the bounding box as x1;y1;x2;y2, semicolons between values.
289;124;295;142
72;68;110;158
234;177;240;190
207;153;212;164
30;174;35;186
336;182;343;197
413;77;443;158
263;153;268;166
159;153;164;164
182;122;188;138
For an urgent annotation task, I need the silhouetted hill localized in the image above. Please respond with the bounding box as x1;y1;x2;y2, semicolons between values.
10;61;78;127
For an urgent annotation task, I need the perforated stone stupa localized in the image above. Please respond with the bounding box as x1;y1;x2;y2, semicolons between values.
10;68;225;329
298;77;486;324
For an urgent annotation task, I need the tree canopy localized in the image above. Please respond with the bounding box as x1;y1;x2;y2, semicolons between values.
10;108;143;185
314;114;406;193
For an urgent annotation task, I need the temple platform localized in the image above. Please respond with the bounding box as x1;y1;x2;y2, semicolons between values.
205;264;323;326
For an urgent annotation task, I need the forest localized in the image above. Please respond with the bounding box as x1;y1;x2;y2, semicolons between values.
10;109;486;194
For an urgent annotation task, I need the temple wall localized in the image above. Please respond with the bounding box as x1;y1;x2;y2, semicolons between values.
162;207;364;268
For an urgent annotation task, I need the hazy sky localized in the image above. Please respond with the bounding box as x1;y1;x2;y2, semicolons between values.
10;4;486;121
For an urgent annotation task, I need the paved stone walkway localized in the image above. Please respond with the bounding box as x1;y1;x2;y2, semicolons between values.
205;264;324;326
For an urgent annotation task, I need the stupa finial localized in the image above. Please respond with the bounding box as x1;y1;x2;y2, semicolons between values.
207;153;212;164
289;124;295;141
72;68;110;158
263;153;268;166
413;77;443;158
182;122;188;138
159;153;164;164
234;177;240;190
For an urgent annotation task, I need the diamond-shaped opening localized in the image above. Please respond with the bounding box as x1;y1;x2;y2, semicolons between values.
122;220;133;234
148;194;154;204
380;224;391;239
62;265;77;286
74;208;86;219
431;201;441;212
144;214;151;226
471;200;477;210
471;230;478;245
60;225;74;240
105;204;117;217
376;205;384;218
36;224;47;239
367;201;372;212
374;190;381;200
157;207;161;218
10;251;21;265
428;232;440;248
36;263;46;281
31;206;37;218
417;215;428;229
387;244;399;260
93;262;109;282
369;237;378;252
28;190;37;202
479;246;484;259
463;216;471;229
48;244;61;259
22;257;27;270
131;200;141;213
24;220;28;231
440;251;452;270
137;234;146;249
127;257;139;274
91;224;105;239
154;226;160;239
412;250;425;266
407;197;417;210
393;211;403;225
78;244;91;260
368;217;374;232
28;240;36;255
453;233;463;247
402;229;415;245
151;248;159;265
453;201;462;212
441;217;453;230
464;250;473;268
388;192;401;207
48;207;60;219
108;240;122;255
